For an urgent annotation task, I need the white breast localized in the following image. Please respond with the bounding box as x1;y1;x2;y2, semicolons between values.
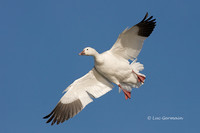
94;51;133;84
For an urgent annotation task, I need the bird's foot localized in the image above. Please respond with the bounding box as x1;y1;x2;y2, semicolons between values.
118;84;131;100
132;70;146;83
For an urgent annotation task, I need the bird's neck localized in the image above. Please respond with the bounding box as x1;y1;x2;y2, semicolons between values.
93;52;103;65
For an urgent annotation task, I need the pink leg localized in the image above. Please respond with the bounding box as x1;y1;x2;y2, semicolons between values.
118;84;131;100
132;70;146;83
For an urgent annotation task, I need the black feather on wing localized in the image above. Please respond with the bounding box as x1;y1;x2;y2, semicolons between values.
43;99;83;125
136;12;156;37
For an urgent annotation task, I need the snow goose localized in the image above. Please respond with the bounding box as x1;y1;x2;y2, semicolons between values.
44;12;156;125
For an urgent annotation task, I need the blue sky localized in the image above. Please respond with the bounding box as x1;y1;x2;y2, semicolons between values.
1;0;200;132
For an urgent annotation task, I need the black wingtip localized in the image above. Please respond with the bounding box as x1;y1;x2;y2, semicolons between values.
43;114;51;119
136;12;156;37
141;12;149;22
43;100;83;125
43;108;55;119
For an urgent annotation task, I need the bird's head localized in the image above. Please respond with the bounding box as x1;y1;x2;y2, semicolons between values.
79;47;97;56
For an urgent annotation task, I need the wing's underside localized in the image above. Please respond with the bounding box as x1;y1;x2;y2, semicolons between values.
110;12;156;60
43;68;113;125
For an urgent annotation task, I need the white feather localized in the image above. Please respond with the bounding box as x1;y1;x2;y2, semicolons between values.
60;68;113;108
110;26;147;60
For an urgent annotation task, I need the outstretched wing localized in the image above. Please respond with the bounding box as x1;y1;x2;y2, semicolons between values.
110;12;156;60
43;68;113;125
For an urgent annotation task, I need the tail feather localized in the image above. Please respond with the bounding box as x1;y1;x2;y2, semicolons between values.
119;59;146;93
131;59;144;73
131;59;146;87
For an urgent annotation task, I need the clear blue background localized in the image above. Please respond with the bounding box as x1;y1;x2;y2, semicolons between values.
1;0;200;132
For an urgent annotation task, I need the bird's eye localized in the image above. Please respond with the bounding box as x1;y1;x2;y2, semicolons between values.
86;49;88;50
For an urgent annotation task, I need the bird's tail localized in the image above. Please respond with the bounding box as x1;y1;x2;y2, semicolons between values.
118;59;146;93
131;59;146;87
131;59;146;78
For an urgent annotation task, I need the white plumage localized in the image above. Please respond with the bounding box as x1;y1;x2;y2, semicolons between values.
61;68;113;108
44;12;156;125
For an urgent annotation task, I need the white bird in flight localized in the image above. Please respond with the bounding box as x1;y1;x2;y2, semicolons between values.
44;12;156;125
